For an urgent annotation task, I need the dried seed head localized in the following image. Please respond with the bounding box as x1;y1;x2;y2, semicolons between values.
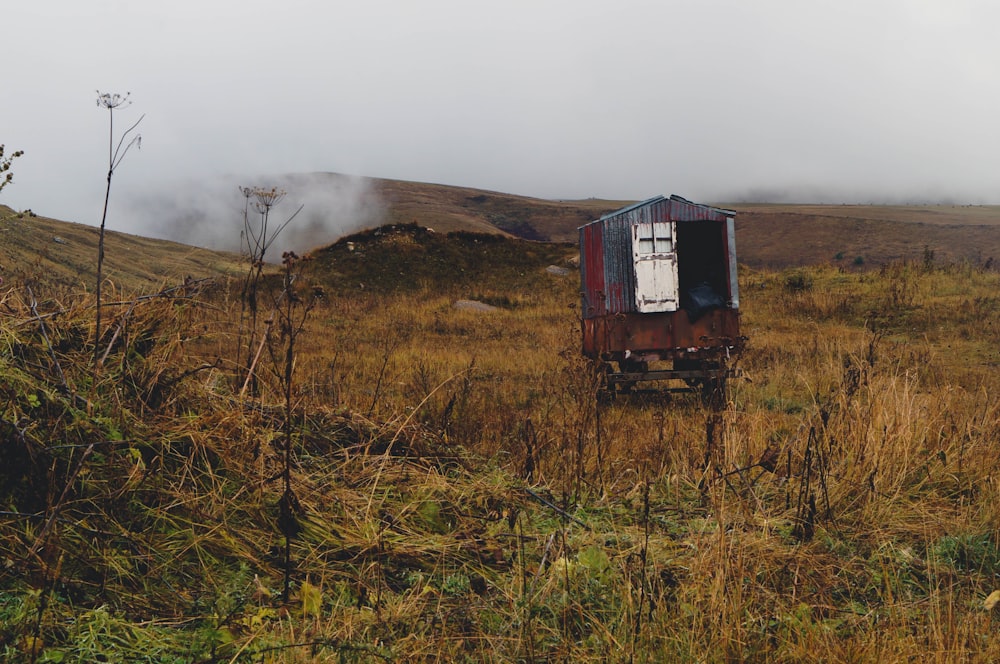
96;91;132;109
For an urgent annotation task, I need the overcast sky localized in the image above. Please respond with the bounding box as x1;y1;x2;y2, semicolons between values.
4;1;999;247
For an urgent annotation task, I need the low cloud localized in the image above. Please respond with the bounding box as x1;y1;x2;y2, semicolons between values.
122;172;384;261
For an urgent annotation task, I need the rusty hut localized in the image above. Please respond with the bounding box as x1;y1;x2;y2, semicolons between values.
579;195;743;397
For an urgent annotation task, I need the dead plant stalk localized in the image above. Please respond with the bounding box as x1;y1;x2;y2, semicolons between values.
93;91;142;369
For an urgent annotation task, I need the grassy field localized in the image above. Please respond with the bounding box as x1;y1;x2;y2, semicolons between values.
2;201;1000;661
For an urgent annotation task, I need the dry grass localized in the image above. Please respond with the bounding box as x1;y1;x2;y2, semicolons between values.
2;227;1000;662
0;205;245;294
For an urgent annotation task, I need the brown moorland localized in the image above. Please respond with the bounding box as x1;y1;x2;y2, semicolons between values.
1;187;1000;662
9;180;999;280
370;177;1000;268
729;203;1000;269
372;176;629;240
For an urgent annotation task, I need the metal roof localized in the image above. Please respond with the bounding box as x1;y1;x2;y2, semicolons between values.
598;195;666;221
586;195;734;228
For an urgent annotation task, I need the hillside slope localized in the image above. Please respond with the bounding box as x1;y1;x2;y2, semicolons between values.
312;223;576;296
6;178;1000;291
730;204;1000;268
0;205;244;292
370;177;1000;267
372;177;628;240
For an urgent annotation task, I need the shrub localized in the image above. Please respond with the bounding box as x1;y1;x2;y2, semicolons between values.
784;271;813;292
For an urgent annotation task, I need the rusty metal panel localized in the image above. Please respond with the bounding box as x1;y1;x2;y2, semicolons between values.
579;224;606;317
580;213;634;318
582;310;742;360
601;214;636;314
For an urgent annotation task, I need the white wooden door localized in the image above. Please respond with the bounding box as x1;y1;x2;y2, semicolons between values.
632;221;679;312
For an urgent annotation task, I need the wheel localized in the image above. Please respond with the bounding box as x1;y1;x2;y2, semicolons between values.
673;358;705;389
618;357;648;374
675;358;727;408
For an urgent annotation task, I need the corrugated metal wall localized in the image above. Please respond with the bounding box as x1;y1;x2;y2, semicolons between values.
579;224;604;316
579;195;736;320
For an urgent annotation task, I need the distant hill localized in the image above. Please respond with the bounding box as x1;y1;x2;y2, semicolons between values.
5;177;1000;297
370;177;1000;267
371;177;628;240
727;203;1000;269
